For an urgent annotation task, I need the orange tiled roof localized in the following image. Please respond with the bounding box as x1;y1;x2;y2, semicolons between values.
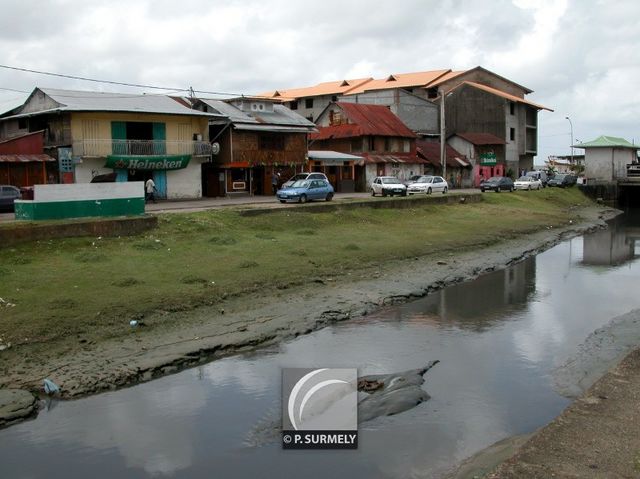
456;81;553;111
344;69;452;95
256;78;374;101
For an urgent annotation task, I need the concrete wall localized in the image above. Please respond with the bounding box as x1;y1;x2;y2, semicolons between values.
448;137;476;161
585;148;636;181
75;157;113;183
284;95;333;122
34;181;144;201
166;160;202;199
340;89;439;134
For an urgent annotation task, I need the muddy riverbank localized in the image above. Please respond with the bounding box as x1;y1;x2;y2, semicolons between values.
0;205;619;427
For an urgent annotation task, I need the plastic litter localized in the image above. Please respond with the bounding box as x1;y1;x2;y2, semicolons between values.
43;378;60;395
130;320;139;328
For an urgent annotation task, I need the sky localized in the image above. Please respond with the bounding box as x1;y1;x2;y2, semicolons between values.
0;0;638;163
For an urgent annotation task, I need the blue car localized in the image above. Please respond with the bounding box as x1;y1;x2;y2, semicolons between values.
277;179;334;203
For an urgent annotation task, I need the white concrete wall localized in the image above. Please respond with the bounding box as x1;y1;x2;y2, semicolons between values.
166;160;202;199
448;137;476;162
34;182;144;201
585;148;636;181
74;157;113;183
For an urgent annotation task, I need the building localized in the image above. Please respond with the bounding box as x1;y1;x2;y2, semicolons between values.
0;88;220;199
192;96;316;196
258;66;551;176
415;139;471;188
545;154;585;174
310;102;425;191
576;135;639;182
448;132;507;185
0;130;57;188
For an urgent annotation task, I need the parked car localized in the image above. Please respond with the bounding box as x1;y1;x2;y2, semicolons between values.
480;176;514;193
547;173;577;188
514;176;542;191
371;176;407;197
276;179;334;203
281;172;329;189
407;175;449;195
0;185;21;211
403;175;423;186
525;170;549;187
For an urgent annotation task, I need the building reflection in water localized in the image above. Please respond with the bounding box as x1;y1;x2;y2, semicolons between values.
397;256;537;331
583;215;638;266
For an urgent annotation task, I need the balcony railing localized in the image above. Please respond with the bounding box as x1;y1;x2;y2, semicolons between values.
73;139;213;157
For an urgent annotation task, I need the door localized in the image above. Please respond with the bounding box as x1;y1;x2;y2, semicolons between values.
153;170;167;199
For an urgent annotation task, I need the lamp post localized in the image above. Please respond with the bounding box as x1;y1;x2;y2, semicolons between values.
440;89;446;181
565;116;574;165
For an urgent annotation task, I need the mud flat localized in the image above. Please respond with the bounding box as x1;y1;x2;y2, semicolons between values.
0;205;619;427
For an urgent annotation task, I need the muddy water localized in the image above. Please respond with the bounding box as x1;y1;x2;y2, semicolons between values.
2;215;639;479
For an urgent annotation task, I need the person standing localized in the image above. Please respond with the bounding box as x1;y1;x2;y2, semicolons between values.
145;177;157;203
271;171;280;195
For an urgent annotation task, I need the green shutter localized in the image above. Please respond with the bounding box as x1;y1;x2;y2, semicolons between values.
152;123;166;154
111;121;127;154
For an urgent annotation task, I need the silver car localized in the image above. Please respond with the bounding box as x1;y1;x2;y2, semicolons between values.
407;176;449;195
371;176;407;197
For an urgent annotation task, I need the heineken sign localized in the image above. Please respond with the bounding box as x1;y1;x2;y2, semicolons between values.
105;155;191;171
479;152;497;165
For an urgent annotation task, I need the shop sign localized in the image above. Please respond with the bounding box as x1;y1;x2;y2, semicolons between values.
479;152;497;165
105;155;191;170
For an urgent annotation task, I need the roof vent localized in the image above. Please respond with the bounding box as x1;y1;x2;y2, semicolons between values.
340;80;350;87
386;75;398;82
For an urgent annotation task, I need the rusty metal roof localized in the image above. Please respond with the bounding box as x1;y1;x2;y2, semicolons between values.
0;154;55;163
311;103;416;140
357;153;428;166
454;132;507;146
415;139;469;167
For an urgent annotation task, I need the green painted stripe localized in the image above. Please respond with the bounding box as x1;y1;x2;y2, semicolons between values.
15;198;145;221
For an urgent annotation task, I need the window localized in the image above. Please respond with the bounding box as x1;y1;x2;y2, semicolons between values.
368;137;375;151
259;134;285;150
403;140;410;153
384;138;390;151
510;128;516;141
18;118;27;130
509;102;515;115
331;95;338;102
290;101;298;110
305;98;314;109
427;88;438;99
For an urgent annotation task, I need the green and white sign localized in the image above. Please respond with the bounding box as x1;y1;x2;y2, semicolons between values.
479;152;497;165
105;155;191;170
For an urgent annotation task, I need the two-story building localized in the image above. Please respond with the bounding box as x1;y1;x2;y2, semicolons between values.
192;97;316;196
0;88;221;199
310;102;425;191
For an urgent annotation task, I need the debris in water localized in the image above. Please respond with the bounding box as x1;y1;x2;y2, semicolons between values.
43;379;60;395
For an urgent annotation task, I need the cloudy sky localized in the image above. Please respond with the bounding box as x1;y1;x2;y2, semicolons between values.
1;0;638;162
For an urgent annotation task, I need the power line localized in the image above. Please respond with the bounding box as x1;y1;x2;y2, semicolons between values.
0;64;243;97
0;86;30;94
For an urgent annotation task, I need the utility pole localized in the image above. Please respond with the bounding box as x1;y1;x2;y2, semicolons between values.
440;89;446;180
565;116;574;165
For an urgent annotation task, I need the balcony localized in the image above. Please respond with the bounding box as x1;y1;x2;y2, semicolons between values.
73;139;213;158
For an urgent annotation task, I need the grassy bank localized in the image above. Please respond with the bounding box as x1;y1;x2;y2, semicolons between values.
0;188;591;348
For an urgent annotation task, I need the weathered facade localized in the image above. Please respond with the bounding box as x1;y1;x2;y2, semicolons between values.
311;102;425;191
0;131;57;188
0;88;217;199
578;136;640;182
193;97;315;196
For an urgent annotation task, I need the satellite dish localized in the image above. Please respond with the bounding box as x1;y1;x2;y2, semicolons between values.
211;142;220;155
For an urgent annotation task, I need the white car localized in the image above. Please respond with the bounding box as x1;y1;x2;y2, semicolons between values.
371;176;407;197
282;172;329;189
407;175;449;195
514;176;542;190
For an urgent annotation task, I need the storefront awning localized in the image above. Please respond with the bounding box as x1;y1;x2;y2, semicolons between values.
0;154;55;163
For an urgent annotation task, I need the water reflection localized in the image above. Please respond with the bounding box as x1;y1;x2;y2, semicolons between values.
583;215;639;266
397;258;536;331
2;214;640;479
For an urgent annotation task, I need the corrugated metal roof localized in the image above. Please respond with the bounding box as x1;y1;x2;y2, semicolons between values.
311;103;416;140
344;70;451;95
359;153;427;165
199;99;316;130
256;78;374;100
308;150;363;161
3;88;221;119
457;82;552;111
454;132;507;146
233;124;316;133
574;135;639;149
0;154;55;163
415;139;469;167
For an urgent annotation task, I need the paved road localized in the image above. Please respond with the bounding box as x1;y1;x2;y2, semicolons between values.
0;189;478;222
